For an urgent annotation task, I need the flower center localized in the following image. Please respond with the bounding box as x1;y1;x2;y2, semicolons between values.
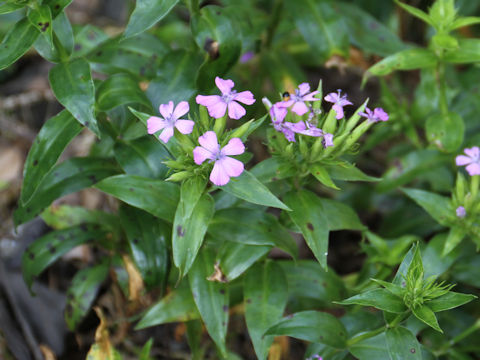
222;90;236;103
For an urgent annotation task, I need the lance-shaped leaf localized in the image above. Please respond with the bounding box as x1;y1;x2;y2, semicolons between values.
284;190;329;269
22;224;108;289
189;247;229;358
265;311;347;349
124;0;180;39
337;288;407;314
367;48;437;77
411;304;442;332
217;242;271;281
94;175;179;222
427;292;476;312
320;198;366;231
324;163;380;182
385;327;422;360
0;17;39;70
402;188;454;226
49;58;100;136
244;262;288;360
349;332;390;360
21;110;82;204
34;11;74;63
27;4;54;49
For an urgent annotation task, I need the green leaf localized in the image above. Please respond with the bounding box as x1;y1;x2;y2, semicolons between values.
43;0;73;17
22;224;107;289
113;136;169;179
393;244;416;285
14;157;120;226
221;171;290;210
189;247;229;358
124;0;180;39
136;280;199;329
284;0;349;60
139;338;154;360
411;304;442;332
27;4;53;48
20;110;82;204
427;291;476;312
422;233;458;278
385;327;422;360
338;288;407;313
349;333;389;360
0;2;25;14
426;111;464;153
367;49;437;77
324;163;380;182
217;242;271;281
49;58;100;136
173;178;214;277
429;0;456;30
443;38;480;63
96;73;152;112
34;11;74;62
244;262;288;360
320;198;366;231
284;190;329;269
402;188;454;226
120;205;169;291
72;25;109;58
371;279;404;298
0;17;39;70
265;310;347;349
94;175;180;222
451;16;480;30
443;225;467;256
396;1;433;26
310;164;339;190
65;262;109;330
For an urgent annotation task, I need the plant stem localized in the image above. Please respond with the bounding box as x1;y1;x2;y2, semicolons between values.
53;32;69;62
436;62;449;117
435;318;480;356
346;313;406;347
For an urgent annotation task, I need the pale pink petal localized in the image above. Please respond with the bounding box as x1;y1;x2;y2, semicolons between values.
270;104;288;123
339;98;353;106
215;77;235;95
302;91;319;101
198;131;220;153
278;99;294;108
233;91;255;105
175;119;194;134
147;116;166;134
291;101;309;116
456;155;473;166
333;104;344;119
193;146;214;165
324;93;339;103
466;163;480;176
159;101;174;119
172;101;189;119
464;147;480;159
196;94;222;107
208;101;228;119
219;156;244;177
222;138;245;156
158;126;174;143
228;101;246;119
210;161;231;186
298;83;310;96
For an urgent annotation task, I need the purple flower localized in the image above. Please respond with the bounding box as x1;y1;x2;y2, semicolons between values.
324;89;352;119
270;102;289;124
456;206;466;218
196;77;255;120
284;83;320;116
323;133;334;148
294;121;324;137
147;101;194;143
359;107;389;122
193;131;245;186
240;51;254;63
456;147;480;176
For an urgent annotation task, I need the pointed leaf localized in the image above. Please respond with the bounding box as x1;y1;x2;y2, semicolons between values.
310;165;339;190
385;326;422;360
244;262;288;360
427;292;476;312
396;1;433;26
27;4;53;48
338;288;406;313
349;332;389;360
442;225;467;256
367;49;437;77
218;242;271;281
402;188;454;226
319;198;366;231
412;304;442;332
0;17;39;70
324;163;380;182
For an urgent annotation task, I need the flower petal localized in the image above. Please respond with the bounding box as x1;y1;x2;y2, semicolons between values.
323;133;334;148
302;91;319;101
193;146;214;165
222;138;245;156
456;155;473;166
228;101;246;119
173;101;189;119
233;90;255;105
297;83;310;96
324;92;339;103
332;104;344;119
158;126;174;143
198;131;220;153
215;77;235;95
210;161;231;186
464;146;480;159
147;116;166;134
175;119;194;134
466;162;480;176
270;103;288;122
219;156;244;177
159;101;174;119
208;100;228;119
374;108;389;121
196;94;222;107
291;101;309;116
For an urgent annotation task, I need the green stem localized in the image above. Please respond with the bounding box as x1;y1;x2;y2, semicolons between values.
213;115;227;136
187;0;200;15
470;175;479;203
346;313;406;347
436;62;449;117
53;31;69;62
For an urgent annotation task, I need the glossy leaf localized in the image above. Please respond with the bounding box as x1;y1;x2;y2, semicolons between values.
324;163;380;182
189;247;229;358
14;157;120;226
222;170;290;210
402;188;454;226
320;198;366;231
120;205;169;291
65;262;109;330
72;24;109;57
20;110;82;204
427;292;476;312
0;17;39;70
367;49;437;77
310;164;339;190
412;304;442;332
284;190;329;269
27;4;53;48
22;224;107;289
265;310;347;349
443;225;467;256
426;111;464;153
217;242;271;281
136;280;199;329
349;333;389;360
94;175;180;222
34;11;74;62
0;2;25;14
124;0;180;39
385;327;422;360
338;288;407;313
44;0;73;17
49;58;100;136
244;262;288;360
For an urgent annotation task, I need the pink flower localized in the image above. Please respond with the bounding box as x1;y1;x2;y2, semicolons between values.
284;83;320;116
359;107;389;122
147;101;194;143
193;131;245;186
456;206;466;218
323;133;334;148
456;147;480;176
324;89;352;119
196;77;255;120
